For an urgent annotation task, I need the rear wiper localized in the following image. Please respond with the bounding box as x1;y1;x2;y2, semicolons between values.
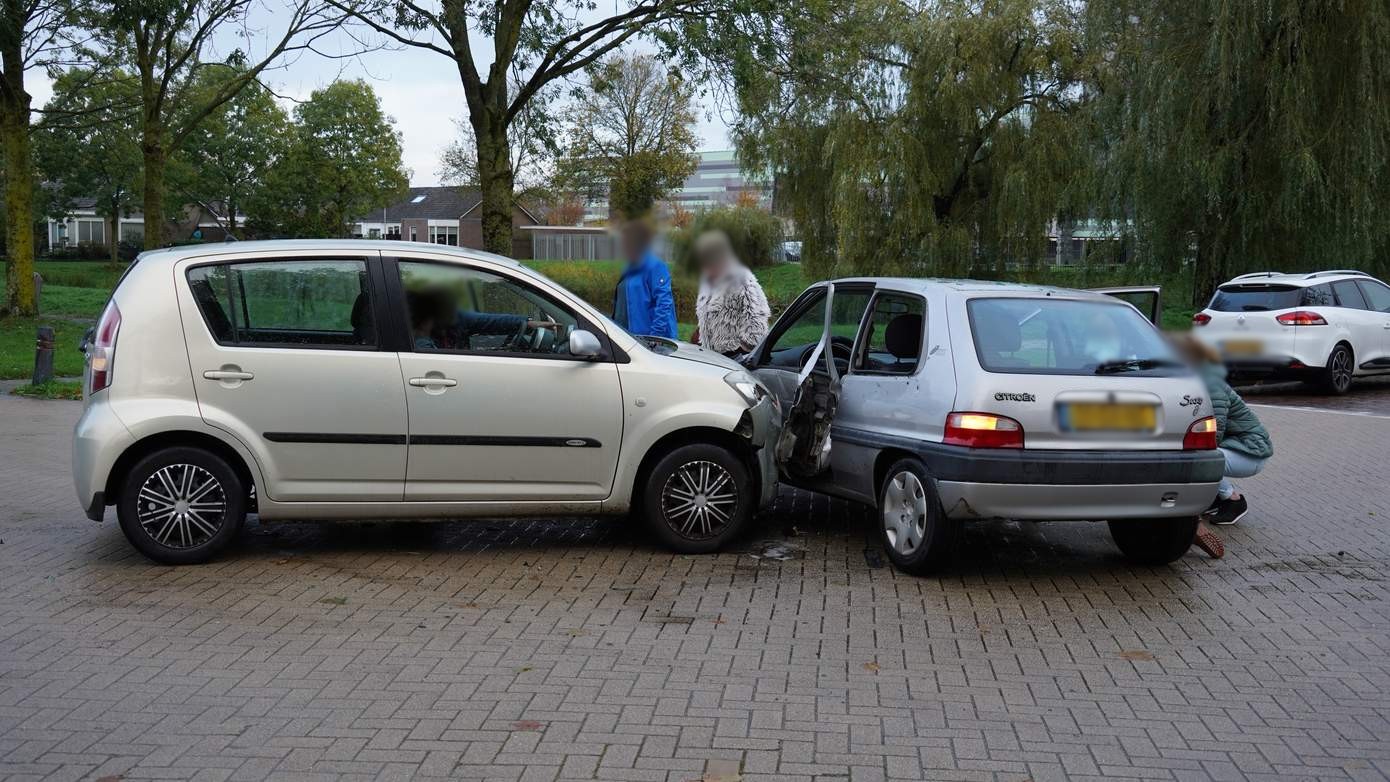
1094;358;1184;374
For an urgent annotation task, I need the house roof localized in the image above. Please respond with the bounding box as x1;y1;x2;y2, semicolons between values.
361;186;483;221
359;186;540;224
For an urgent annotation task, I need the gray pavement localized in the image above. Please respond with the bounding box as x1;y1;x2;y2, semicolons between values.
1;393;1388;781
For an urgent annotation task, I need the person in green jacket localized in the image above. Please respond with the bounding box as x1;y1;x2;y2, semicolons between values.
1178;336;1275;526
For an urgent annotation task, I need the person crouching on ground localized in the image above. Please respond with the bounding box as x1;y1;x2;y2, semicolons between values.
691;230;770;358
1176;335;1274;526
612;219;678;340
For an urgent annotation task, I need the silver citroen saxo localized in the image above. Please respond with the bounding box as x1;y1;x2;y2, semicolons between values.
745;278;1225;575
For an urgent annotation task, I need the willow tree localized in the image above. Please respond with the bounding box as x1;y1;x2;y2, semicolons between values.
702;0;1094;278
0;0;73;315
340;0;709;255
1087;0;1390;303
91;0;347;248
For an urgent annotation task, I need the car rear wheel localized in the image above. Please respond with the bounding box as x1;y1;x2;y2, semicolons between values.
877;459;956;576
1315;343;1355;395
117;446;246;565
642;443;753;554
1108;516;1199;566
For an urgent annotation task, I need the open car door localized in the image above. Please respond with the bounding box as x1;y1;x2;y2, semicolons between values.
1092;285;1162;325
746;283;875;481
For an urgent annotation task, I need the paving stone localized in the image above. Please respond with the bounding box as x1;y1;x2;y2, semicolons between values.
2;394;1389;780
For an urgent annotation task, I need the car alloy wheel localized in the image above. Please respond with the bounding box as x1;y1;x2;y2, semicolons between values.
1330;346;1353;393
660;459;739;541
137;463;227;549
882;469;928;555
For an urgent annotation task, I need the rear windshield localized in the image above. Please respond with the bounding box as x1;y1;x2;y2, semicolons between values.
1209;284;1320;312
967;297;1180;375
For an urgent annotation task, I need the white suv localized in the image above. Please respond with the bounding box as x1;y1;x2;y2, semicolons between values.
73;241;781;564
1193;270;1390;393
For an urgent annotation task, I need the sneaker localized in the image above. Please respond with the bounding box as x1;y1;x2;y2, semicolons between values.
1193;524;1225;559
1207;496;1248;526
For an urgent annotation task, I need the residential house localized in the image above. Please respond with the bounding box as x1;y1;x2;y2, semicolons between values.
351;186;541;259
46;198;244;250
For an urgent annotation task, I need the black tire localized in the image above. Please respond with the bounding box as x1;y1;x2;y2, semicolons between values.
1316;343;1355;395
877;458;957;576
641;443;753;554
117;446;246;565
1108;516;1200;566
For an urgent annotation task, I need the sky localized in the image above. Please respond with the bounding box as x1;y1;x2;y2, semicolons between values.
27;10;734;188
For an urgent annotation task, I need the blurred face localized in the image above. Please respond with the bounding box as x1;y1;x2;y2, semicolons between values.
697;245;730;279
621;229;647;263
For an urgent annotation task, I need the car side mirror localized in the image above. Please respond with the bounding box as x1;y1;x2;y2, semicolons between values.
568;329;603;359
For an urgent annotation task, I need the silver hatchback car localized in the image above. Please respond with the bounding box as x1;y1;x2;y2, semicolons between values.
747;278;1226;574
73;240;781;564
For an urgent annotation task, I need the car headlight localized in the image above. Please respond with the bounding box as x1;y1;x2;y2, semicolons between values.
724;370;771;408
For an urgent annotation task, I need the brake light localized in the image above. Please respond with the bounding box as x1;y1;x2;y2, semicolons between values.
1192;312;1211;326
1276;310;1326;326
944;412;1024;449
1183;416;1217;450
89;300;121;394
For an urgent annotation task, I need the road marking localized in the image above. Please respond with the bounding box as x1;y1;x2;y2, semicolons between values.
1248;402;1390;420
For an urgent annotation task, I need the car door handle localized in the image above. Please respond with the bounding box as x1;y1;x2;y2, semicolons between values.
409;376;457;388
203;369;254;381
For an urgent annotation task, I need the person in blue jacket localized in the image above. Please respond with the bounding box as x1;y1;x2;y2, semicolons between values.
612;220;678;339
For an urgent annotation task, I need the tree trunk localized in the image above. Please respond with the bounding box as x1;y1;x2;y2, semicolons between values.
108;213;119;265
141;134;165;250
0;56;35;316
473;110;515;256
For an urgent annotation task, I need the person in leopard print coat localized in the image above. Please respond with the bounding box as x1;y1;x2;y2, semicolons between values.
692;230;771;357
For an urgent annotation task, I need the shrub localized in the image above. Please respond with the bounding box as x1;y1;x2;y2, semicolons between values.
527;259;700;322
668;205;785;272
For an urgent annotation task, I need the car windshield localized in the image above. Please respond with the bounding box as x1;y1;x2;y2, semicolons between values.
967;297;1182;375
1209;284;1304;312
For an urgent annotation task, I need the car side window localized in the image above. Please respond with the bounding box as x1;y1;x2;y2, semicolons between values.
1331;280;1369;310
397;261;584;357
187;259;375;348
854;293;925;375
758;287;873;371
1356;280;1390;313
1300;284;1336;307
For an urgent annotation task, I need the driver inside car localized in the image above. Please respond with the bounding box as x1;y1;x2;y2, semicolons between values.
407;287;559;351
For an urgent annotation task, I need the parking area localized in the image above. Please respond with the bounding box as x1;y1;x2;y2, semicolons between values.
1;391;1388;782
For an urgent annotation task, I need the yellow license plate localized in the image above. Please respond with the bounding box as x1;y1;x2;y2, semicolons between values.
1221;339;1263;357
1062;403;1157;432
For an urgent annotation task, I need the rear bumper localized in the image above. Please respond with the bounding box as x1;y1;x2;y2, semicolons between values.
1224;356;1321;381
72;395;134;522
937;480;1220;520
833;427;1225;519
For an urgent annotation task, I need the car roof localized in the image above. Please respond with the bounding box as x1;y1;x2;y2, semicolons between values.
1219;270;1378;287
826;276;1121;301
130;239;524;269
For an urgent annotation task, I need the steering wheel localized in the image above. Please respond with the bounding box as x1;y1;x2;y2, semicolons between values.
798;336;855;374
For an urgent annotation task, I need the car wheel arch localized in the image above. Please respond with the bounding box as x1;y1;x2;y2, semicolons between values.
629;425;759;511
105;430;257;509
874;447;924;499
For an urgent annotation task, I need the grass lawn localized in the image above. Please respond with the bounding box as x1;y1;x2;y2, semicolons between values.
0;317;89;379
11;379;83;400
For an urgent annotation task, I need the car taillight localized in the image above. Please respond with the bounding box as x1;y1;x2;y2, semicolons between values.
1192;312;1211;326
89;300;121;394
944;412;1024;449
1183;416;1217;450
1276;310;1327;326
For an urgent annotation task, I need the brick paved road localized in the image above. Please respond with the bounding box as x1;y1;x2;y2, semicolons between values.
2;395;1388;782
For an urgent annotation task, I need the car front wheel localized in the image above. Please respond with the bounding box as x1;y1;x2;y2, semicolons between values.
1108;516;1200;566
878;459;956;575
117;446;246;565
642;443;753;554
